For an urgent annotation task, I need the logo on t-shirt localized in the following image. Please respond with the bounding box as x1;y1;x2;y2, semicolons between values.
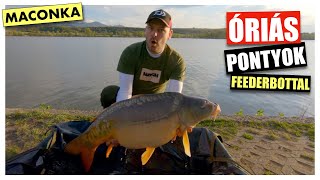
140;68;161;83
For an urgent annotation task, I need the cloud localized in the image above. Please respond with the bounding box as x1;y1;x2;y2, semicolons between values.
264;4;315;32
83;5;314;32
84;19;95;23
84;5;158;27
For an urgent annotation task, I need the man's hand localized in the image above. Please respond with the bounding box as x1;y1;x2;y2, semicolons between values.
171;127;193;142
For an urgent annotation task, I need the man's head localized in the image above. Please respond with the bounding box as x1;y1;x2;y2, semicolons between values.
145;9;173;54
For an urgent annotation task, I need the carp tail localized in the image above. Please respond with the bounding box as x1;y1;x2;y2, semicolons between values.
80;147;97;172
64;135;98;172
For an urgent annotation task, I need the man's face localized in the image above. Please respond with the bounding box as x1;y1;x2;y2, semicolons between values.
145;19;173;54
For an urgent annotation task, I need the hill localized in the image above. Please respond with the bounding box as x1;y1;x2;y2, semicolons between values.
5;21;315;40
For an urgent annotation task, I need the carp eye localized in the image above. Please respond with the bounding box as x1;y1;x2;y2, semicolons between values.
201;100;208;108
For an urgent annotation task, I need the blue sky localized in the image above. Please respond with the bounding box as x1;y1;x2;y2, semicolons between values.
82;5;315;32
3;4;315;32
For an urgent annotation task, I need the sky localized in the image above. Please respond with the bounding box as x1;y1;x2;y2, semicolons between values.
81;5;315;32
2;4;315;32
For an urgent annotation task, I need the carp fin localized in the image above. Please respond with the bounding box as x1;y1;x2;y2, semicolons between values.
64;136;97;172
106;144;113;158
182;130;191;157
81;147;96;172
141;147;156;165
212;104;221;120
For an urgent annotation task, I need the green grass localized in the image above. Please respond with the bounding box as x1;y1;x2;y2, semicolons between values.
244;120;264;129
235;108;244;116
230;145;240;151
307;128;315;141
264;170;276;175
198;118;239;140
246;128;260;135
300;154;314;161
242;133;254;140
5;108;95;160
265;131;279;141
5;144;23;160
198;117;314;142
278;113;285;117
308;143;315;148
280;133;292;141
242;120;314;141
256;109;264;116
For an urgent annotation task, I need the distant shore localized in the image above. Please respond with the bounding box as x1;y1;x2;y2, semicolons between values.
5;25;315;40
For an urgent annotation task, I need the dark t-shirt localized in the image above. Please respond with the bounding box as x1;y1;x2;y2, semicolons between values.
117;41;186;95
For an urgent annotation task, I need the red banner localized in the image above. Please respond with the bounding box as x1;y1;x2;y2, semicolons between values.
226;11;300;45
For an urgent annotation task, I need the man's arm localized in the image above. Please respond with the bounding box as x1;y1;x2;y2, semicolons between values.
116;72;134;102
166;54;185;93
165;79;183;93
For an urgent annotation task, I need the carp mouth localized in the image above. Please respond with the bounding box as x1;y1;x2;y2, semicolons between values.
210;104;221;120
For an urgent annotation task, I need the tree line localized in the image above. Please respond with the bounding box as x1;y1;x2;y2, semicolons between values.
5;25;315;40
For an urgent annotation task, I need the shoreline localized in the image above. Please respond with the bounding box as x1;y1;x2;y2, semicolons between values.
5;107;315;124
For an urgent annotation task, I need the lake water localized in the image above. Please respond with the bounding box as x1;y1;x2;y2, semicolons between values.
5;36;315;117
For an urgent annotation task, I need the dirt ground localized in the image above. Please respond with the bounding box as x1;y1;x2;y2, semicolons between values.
221;119;315;175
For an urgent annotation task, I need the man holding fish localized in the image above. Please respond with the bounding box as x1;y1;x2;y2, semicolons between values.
64;9;221;173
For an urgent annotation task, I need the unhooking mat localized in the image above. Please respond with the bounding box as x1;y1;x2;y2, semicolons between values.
6;120;250;175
